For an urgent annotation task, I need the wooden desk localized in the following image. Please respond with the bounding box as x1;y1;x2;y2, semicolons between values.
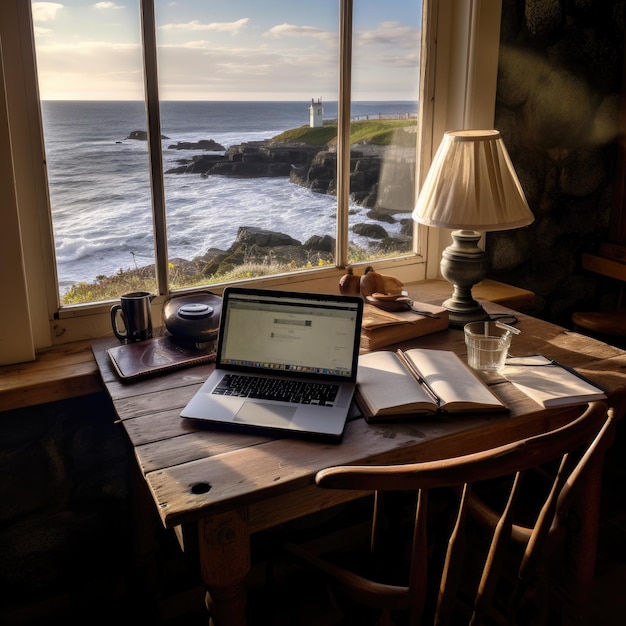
91;296;626;626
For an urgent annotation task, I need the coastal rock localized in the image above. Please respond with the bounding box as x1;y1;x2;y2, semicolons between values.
167;139;225;151
233;226;301;248
226;142;320;166
126;130;170;140
304;234;335;253
366;208;397;224
166;154;226;175
199;248;231;277
197;227;336;278
169;141;320;178
288;148;385;203
165;136;414;223
370;236;413;255
208;161;292;178
301;151;336;194
167;139;226;152
352;223;389;239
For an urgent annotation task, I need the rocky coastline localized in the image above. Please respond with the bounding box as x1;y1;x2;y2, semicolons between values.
126;131;416;281
128;127;416;212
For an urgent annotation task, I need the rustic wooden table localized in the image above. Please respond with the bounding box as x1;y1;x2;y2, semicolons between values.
91;288;626;626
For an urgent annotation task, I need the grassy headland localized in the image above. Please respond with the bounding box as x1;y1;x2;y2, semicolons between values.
273;118;416;147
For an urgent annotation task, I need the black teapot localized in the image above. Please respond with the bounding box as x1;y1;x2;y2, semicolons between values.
162;291;222;348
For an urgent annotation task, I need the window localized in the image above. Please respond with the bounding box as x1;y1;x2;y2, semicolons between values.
31;0;422;305
1;0;502;362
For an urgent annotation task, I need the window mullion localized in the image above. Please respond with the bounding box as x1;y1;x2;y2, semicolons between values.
140;0;168;295
336;0;353;268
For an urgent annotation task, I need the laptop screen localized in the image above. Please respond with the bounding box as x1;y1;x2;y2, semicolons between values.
216;287;363;382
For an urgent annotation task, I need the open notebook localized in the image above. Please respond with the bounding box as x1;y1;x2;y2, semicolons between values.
181;287;363;439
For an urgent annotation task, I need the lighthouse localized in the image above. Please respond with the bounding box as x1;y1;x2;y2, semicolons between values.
309;98;323;128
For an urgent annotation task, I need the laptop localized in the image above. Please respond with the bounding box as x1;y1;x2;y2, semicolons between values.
181;286;364;439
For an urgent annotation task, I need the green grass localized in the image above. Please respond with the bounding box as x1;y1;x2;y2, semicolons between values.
61;243;381;304
62;254;367;305
272;118;416;147
272;125;338;145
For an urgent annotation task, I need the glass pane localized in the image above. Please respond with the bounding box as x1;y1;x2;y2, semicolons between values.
348;1;421;266
32;0;156;304
154;0;341;288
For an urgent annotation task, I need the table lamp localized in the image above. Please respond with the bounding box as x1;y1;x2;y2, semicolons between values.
412;129;534;328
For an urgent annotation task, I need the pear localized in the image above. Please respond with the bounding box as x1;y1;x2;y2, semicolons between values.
379;273;404;296
338;267;361;295
359;266;380;297
360;267;404;298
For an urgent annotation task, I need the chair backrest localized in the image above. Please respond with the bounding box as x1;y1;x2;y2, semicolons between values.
572;243;626;337
581;242;626;287
310;401;615;626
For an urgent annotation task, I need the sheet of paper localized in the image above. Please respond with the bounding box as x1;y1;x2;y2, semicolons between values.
502;355;607;408
404;348;503;408
357;350;436;412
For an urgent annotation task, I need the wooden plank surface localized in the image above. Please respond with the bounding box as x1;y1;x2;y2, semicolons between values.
89;297;626;528
0;339;103;410
143;400;596;528
419;278;535;311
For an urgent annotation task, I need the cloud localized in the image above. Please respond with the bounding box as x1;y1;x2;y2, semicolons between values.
358;21;419;49
33;39;145;100
264;23;333;41
160;18;249;35
152;42;338;100
94;2;125;9
32;2;64;22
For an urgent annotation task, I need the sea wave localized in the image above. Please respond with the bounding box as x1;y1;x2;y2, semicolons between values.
41;100;416;294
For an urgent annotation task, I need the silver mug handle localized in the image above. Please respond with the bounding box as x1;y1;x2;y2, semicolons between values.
110;304;127;340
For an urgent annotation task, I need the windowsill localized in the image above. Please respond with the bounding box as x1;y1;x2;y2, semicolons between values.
0;279;535;412
0;339;104;412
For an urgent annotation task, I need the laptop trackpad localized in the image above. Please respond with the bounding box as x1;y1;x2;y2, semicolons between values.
234;401;297;427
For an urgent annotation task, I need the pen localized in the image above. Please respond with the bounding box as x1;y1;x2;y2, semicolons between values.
396;349;441;405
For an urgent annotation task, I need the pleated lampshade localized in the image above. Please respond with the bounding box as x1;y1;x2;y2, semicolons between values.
412;130;534;231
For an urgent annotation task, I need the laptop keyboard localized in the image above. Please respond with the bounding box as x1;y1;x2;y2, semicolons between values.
212;374;339;406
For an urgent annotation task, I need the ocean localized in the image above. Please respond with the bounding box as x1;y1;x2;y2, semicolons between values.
40;100;417;295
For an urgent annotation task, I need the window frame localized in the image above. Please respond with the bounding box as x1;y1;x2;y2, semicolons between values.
0;0;501;364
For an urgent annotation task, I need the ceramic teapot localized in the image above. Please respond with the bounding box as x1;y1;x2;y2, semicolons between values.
162;291;222;347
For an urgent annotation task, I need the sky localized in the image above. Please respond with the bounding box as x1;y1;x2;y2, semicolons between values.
31;0;422;101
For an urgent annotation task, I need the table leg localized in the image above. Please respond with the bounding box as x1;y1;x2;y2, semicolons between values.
129;460;163;598
198;507;251;626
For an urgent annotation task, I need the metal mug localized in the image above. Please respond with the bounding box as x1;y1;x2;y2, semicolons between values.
110;291;154;342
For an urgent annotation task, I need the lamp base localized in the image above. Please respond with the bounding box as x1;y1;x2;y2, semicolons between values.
442;293;490;329
440;229;490;329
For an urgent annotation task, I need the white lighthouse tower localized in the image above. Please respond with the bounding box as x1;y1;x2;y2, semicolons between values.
309;98;323;128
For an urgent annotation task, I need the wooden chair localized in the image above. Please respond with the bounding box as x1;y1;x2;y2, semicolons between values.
572;243;626;339
283;401;615;626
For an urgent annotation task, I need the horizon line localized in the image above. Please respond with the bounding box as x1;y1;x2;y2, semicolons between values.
40;98;419;104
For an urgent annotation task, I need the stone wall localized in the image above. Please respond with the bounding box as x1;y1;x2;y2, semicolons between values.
488;0;625;326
